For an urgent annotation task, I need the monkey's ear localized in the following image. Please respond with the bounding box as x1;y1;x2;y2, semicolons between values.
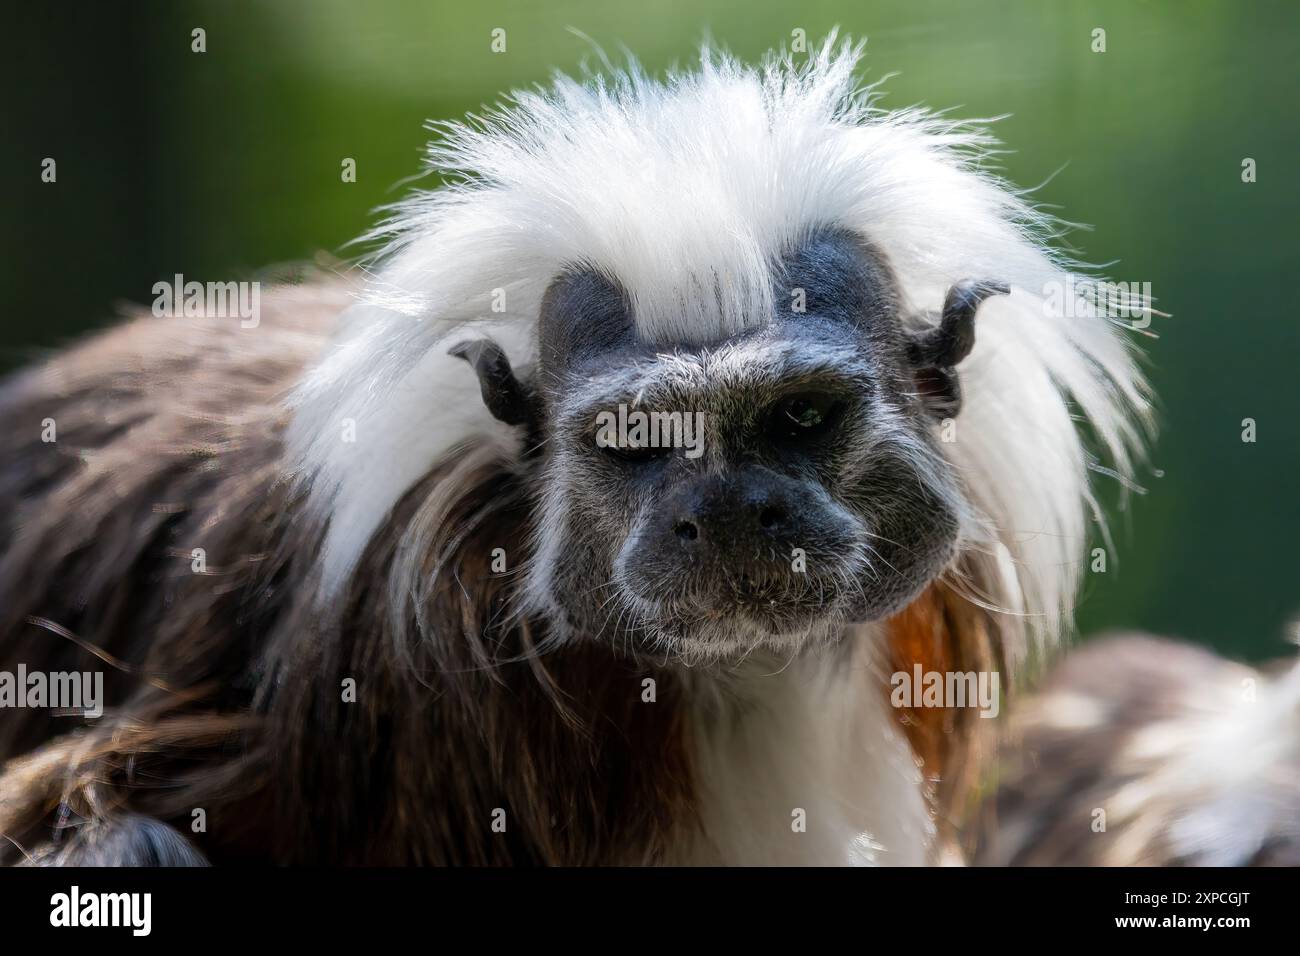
906;280;1009;419
448;338;535;428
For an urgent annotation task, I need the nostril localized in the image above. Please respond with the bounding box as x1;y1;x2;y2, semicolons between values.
673;519;699;542
758;505;785;530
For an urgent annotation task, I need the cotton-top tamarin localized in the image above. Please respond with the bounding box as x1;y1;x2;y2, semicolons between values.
976;633;1300;866
2;36;1273;867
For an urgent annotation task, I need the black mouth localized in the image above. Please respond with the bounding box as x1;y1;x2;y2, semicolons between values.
730;574;789;606
648;578;842;633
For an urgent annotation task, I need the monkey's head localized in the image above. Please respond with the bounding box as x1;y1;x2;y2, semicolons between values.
454;228;1006;661
294;39;1146;671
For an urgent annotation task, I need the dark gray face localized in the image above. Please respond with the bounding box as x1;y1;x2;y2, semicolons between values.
457;228;1005;661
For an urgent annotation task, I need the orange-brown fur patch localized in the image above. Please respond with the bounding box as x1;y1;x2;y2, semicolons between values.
886;581;1001;857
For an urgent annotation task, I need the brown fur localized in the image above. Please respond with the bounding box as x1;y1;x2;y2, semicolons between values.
0;280;697;864
0;277;1012;865
257;453;698;864
885;580;1001;857
0;281;342;863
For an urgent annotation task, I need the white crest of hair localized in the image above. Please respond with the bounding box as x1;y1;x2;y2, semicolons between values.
287;30;1151;667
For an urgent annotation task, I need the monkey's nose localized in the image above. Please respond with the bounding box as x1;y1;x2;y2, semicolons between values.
622;466;843;610
669;476;792;554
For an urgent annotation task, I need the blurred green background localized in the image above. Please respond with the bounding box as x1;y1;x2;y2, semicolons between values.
5;0;1298;660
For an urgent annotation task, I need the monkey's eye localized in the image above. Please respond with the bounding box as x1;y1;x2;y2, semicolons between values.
595;437;672;464
769;392;843;439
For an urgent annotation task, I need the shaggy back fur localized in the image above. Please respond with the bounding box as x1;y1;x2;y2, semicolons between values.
977;634;1300;865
